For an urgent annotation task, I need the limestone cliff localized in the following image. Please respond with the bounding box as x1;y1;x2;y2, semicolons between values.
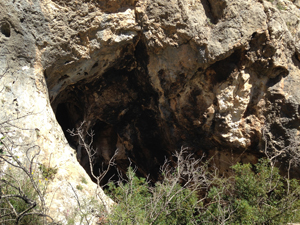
1;0;300;222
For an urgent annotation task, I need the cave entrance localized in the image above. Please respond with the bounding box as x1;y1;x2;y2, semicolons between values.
48;40;169;185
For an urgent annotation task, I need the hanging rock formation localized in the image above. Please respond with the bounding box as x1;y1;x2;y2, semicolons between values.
1;0;300;221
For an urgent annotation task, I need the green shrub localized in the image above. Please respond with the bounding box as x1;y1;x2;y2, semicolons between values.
106;166;203;224
276;3;286;10
105;158;300;224
0;135;52;224
0;168;44;225
80;176;88;184
201;159;300;224
39;163;58;180
76;184;84;191
105;167;151;224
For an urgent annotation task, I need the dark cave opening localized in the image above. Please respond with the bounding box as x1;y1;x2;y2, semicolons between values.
201;0;226;24
46;38;299;185
206;49;242;85
0;22;11;38
50;40;170;184
49;37;294;185
56;102;83;148
292;52;300;69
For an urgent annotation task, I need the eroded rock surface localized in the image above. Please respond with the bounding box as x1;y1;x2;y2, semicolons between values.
1;0;300;221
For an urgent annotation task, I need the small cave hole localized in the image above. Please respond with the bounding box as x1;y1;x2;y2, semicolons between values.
1;22;11;37
251;32;257;39
103;61;108;67
92;62;99;68
202;0;226;24
64;60;72;65
208;49;241;84
197;67;204;72
271;66;289;78
266;75;282;87
292;52;300;69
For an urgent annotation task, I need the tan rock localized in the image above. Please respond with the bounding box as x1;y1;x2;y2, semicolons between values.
1;0;300;222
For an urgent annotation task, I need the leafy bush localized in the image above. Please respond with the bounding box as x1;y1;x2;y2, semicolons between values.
80;176;88;184
203;159;300;224
0;167;46;225
105;157;300;224
105;167;151;224
39;164;58;180
105;166;198;225
76;184;84;191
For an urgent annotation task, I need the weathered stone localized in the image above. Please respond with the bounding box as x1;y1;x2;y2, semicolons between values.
1;0;300;222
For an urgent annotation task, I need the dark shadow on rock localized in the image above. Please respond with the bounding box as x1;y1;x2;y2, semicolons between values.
201;0;226;24
292;52;300;70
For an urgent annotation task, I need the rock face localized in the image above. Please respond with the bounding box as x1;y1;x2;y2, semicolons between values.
1;0;300;221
